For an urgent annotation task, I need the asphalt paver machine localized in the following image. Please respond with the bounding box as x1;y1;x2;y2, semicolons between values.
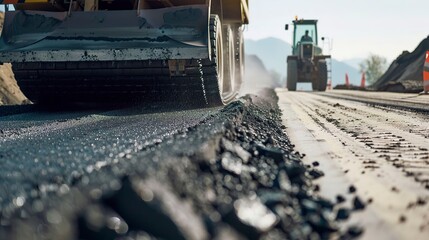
0;0;249;106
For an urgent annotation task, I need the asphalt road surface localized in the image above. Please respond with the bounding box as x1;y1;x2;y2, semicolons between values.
277;89;429;240
0;105;218;218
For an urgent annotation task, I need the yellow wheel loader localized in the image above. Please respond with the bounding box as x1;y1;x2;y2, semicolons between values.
0;0;249;106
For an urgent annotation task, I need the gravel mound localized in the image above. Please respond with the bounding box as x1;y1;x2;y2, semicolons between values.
0;91;362;239
371;36;429;93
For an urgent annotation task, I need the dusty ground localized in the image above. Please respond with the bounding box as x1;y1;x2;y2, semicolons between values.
0;12;28;106
277;89;429;240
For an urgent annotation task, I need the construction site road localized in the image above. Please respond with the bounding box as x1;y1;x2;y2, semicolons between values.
2;92;366;240
277;89;429;240
1;89;429;239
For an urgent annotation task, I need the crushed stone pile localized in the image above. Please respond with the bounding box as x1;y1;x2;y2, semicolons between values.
0;12;28;105
0;91;363;240
371;36;429;93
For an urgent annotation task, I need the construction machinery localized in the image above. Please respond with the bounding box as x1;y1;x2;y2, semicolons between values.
285;19;330;91
0;0;249;106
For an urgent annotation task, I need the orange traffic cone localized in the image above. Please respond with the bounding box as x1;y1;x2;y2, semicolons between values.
360;72;366;88
345;73;350;88
423;51;429;94
327;79;332;90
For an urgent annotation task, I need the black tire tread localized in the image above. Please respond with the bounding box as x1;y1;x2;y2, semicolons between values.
287;60;298;91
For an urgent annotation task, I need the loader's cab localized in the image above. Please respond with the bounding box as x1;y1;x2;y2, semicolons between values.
290;20;323;60
292;20;317;47
285;19;331;91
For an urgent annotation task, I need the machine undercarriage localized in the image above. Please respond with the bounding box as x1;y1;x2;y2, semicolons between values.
0;0;249;106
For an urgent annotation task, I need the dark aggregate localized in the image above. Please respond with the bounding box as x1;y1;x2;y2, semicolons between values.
0;90;363;239
309;169;325;179
336;195;346;204
335;208;350;221
353;197;366;210
345;226;364;238
348;185;356;193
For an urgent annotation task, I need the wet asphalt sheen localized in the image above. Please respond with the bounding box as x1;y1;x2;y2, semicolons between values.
0;105;218;211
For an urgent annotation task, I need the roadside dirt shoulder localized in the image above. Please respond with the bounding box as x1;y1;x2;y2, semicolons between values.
277;89;429;240
0;13;28;105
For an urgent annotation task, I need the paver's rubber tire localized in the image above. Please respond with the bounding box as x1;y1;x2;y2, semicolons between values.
220;24;237;102
232;24;244;93
317;60;328;91
311;79;317;91
287;59;298;91
203;15;225;106
204;15;239;106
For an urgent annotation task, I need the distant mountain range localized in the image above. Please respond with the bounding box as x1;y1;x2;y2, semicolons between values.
342;58;365;70
245;37;363;87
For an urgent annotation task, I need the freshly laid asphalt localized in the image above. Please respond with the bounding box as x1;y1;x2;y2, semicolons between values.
0;105;218;214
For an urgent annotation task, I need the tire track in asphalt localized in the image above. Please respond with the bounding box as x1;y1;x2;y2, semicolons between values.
277;89;429;240
312;94;429;187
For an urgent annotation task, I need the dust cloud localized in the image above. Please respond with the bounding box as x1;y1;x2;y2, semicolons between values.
240;55;282;95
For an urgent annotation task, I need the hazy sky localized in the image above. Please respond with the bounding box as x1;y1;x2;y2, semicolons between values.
245;0;429;61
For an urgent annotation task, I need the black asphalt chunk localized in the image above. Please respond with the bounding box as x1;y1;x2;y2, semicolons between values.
336;195;346;204
353;196;366;210
335;208;351;221
345;225;364;238
309;169;325;179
